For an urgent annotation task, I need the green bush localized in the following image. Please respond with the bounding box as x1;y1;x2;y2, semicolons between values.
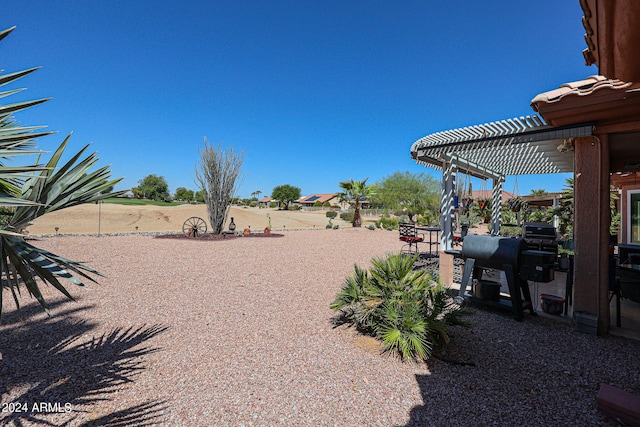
269;201;278;208
375;216;399;230
323;201;331;207
330;253;471;362
415;215;430;226
340;211;354;223
500;225;522;238
366;224;375;230
326;211;338;219
313;200;323;207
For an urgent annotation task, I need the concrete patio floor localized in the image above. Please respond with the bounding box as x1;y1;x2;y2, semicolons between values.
419;253;640;340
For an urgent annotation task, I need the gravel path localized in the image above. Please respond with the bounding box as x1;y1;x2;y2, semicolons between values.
0;229;638;426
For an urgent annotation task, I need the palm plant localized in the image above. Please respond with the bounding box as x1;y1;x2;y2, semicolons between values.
550;178;574;239
330;253;470;362
0;26;124;316
336;178;373;227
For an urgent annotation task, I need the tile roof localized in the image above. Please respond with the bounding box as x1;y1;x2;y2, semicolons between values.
530;75;640;126
471;190;516;204
297;194;337;204
530;75;634;106
580;0;597;67
579;0;640;83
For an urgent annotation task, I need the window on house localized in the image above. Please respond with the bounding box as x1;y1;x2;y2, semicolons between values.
629;190;640;244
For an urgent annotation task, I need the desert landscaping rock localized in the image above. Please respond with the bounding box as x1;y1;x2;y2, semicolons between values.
1;227;638;425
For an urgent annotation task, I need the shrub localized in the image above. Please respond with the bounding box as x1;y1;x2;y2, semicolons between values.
330;253;471;362
323;201;331;207
376;216;399;230
340;211;354;223
269;201;278;208
366;224;375;230
500;225;522;238
326;211;338;219
313;200;322;207
415;215;429;226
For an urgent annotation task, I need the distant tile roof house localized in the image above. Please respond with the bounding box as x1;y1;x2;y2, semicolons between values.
258;197;273;205
471;190;516;204
297;194;338;206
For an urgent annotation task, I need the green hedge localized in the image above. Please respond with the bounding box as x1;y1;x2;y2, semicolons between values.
340;211;354;223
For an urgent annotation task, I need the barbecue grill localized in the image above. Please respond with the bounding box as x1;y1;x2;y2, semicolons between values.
523;222;558;253
458;234;550;320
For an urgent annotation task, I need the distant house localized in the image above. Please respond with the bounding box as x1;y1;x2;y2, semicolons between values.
471;190;516;204
297;194;339;207
258;197;273;207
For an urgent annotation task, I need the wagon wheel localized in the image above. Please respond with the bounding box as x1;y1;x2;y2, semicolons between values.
182;217;207;238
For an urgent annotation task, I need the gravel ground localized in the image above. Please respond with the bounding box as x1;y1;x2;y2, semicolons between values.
0;228;639;426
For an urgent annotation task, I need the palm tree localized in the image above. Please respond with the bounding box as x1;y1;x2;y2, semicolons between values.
0;26;124;316
336;178;373;227
530;189;548;195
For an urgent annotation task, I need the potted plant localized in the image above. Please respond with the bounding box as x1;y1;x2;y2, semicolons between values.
507;196;523;212
477;198;489;210
264;213;271;234
557;247;573;271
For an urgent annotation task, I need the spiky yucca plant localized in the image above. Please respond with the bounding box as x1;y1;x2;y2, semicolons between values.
0;26;124;316
330;253;470;362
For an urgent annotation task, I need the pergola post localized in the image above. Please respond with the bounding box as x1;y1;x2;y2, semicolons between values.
573;135;611;335
490;176;504;235
552;195;560;229
440;161;456;250
439;161;456;286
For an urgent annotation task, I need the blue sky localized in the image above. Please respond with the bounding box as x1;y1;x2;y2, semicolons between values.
3;1;594;199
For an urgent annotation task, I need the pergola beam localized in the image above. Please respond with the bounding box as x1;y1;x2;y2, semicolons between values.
411;116;593;177
440;153;502;181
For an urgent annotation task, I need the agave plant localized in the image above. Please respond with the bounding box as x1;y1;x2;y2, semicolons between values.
330;252;471;362
0;26;124;317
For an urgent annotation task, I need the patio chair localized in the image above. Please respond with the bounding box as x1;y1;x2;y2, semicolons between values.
399;223;425;255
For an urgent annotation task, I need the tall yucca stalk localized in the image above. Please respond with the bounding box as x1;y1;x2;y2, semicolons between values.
0;26;124;317
194;138;244;234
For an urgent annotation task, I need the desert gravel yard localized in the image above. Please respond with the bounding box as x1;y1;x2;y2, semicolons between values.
1;228;639;426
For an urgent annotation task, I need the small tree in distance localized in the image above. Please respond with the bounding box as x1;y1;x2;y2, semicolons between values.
133;174;170;201
195;138;244;234
374;171;439;224
175;187;195;202
271;184;301;210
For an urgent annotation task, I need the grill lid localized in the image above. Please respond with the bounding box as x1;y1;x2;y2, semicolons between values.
523;223;557;239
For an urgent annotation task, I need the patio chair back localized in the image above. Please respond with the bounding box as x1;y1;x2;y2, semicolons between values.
399;223;423;254
399;222;417;239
